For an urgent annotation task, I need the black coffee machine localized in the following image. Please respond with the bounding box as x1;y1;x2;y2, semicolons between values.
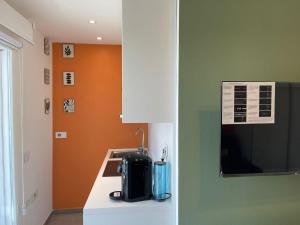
109;152;152;202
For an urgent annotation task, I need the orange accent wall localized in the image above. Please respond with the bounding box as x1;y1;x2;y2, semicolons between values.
52;43;148;209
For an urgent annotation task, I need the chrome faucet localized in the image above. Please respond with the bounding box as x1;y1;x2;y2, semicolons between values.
135;128;145;153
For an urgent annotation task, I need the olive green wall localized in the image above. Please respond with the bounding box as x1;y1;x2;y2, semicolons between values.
179;1;300;225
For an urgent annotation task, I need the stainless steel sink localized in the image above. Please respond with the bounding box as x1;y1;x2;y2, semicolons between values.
102;160;122;177
109;150;137;159
109;150;148;159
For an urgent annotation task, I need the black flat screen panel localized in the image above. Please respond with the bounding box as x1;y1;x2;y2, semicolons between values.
221;82;300;176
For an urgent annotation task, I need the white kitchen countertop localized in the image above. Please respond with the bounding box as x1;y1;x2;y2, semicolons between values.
83;149;173;225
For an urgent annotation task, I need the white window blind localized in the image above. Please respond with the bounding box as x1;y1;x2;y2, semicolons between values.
0;47;16;225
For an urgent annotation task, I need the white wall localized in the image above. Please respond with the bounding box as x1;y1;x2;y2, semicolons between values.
12;29;52;225
148;123;177;225
22;29;52;225
149;123;173;162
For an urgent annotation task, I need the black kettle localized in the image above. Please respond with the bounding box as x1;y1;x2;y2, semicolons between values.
109;152;152;202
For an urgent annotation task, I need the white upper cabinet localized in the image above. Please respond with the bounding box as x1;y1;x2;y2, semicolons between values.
122;0;177;123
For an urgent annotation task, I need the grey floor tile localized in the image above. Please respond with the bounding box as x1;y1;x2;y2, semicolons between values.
47;212;83;225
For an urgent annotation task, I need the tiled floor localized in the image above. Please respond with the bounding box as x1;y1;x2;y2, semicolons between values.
46;212;83;225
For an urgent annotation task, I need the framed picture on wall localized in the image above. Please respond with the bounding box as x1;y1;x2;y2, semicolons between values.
64;98;75;113
44;98;50;114
63;72;75;86
63;44;74;58
44;38;50;55
44;68;50;85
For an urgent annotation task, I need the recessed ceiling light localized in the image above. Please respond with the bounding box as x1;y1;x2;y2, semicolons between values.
97;37;102;41
89;20;96;24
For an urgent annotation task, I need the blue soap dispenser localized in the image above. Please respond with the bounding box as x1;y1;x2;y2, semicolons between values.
153;147;171;201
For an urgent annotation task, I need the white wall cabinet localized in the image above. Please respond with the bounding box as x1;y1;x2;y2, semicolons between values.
122;0;176;123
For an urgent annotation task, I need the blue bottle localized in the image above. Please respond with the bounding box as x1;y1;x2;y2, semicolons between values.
153;161;167;200
153;160;172;201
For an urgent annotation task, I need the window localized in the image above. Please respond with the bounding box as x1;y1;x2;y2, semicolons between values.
0;46;16;225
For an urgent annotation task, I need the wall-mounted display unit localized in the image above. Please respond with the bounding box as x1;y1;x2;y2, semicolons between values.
221;82;300;176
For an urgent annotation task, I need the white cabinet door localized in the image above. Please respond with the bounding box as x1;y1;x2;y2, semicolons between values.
122;0;176;123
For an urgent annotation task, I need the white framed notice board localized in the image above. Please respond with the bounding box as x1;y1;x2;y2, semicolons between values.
222;81;275;125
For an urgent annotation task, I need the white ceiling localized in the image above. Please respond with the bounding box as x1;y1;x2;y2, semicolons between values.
5;0;122;44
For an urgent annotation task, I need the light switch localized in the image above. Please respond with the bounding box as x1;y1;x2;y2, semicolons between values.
23;151;31;164
55;132;67;139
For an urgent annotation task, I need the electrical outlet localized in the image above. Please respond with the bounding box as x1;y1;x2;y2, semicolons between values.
55;131;67;139
23;189;39;213
25;198;30;209
20;205;27;216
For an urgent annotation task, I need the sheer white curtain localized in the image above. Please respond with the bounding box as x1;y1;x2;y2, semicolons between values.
0;47;16;225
